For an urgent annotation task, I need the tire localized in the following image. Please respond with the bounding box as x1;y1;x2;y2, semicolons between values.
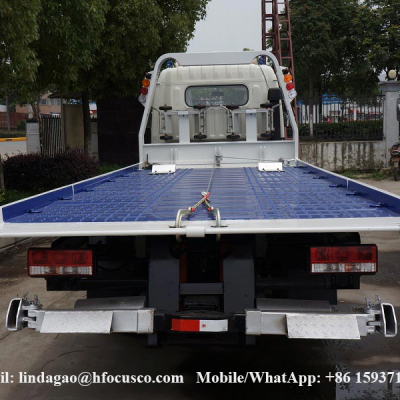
394;167;399;181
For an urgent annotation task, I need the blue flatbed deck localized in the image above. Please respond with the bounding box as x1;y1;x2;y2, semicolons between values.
3;164;400;225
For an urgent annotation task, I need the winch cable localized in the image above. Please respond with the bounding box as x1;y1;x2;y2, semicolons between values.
173;157;222;241
173;155;295;240
189;157;217;213
186;156;294;214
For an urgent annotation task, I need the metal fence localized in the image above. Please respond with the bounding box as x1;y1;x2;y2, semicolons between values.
297;95;384;141
40;114;65;156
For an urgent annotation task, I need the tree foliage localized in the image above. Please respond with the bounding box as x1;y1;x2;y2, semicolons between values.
1;0;209;99
289;0;400;98
0;0;209;153
35;0;108;91
0;0;41;97
290;0;378;98
360;0;400;73
83;0;209;99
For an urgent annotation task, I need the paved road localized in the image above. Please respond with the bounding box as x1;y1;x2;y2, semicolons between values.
0;140;27;158
0;179;399;399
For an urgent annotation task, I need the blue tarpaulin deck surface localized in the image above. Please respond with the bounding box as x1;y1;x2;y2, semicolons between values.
4;165;400;224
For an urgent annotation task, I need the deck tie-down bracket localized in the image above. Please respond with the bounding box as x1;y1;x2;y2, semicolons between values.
369;202;387;208
150;164;176;175
258;162;283;172
171;192;225;242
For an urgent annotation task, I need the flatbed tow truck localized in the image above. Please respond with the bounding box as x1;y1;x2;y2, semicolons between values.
3;52;399;345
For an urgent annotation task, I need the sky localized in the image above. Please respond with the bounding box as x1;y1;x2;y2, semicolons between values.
187;0;262;53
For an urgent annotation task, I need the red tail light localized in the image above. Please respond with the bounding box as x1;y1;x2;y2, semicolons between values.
310;245;377;274
28;249;93;277
286;82;295;91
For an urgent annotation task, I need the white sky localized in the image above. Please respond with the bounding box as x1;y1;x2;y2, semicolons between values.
187;0;262;52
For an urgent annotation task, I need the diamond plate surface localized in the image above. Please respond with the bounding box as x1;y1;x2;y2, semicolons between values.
287;314;360;340
40;311;113;334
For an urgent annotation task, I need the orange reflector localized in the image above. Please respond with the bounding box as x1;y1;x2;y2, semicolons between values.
142;78;150;88
284;74;293;83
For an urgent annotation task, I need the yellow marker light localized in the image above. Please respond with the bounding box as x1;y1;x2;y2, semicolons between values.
142;79;150;88
284;74;293;83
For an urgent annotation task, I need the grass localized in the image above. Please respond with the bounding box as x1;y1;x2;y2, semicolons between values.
0;189;37;205
0;130;26;138
98;163;121;175
340;170;389;181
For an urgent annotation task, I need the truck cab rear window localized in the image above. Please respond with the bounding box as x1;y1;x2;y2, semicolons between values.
185;85;248;107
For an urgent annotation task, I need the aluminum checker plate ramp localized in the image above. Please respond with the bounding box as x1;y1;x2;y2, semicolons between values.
40;311;113;334
286;313;360;340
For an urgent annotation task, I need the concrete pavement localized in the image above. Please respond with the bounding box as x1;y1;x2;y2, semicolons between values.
0;140;27;158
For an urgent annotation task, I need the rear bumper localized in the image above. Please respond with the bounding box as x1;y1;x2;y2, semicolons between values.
6;296;397;340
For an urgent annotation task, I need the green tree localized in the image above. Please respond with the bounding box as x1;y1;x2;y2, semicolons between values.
360;0;400;73
19;0;108;153
75;0;210;153
289;0;382;99
324;2;381;96
13;0;209;154
0;0;40;97
0;0;40;132
36;0;108;153
11;0;108;130
291;0;357;98
1;0;209;153
83;0;209;100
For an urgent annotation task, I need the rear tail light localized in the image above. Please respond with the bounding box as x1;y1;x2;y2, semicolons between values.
281;68;297;101
138;72;152;105
286;82;295;91
28;249;93;277
310;245;377;274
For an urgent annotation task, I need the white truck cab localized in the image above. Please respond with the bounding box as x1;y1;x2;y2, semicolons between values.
149;63;284;143
138;51;298;166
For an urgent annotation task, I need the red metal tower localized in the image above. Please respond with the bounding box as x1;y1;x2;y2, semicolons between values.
262;0;297;125
262;0;295;76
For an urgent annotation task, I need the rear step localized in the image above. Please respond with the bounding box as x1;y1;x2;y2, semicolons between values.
6;296;154;334
5;295;397;339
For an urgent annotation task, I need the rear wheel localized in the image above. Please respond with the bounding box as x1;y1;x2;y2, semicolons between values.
394;167;399;181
